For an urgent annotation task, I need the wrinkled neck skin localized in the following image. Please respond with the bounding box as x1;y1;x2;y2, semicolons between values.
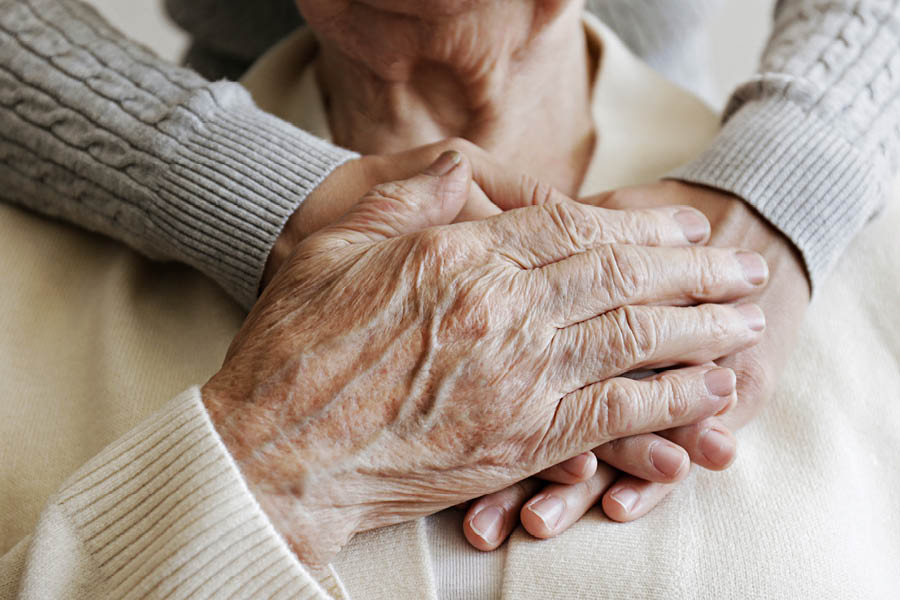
304;0;596;196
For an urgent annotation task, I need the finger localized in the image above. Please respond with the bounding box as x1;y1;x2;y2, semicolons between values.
594;434;690;483
542;365;737;458
478;202;710;270
319;150;471;247
520;463;619;539
534;451;598;484
463;479;541;551
581;182;694;212
455;180;502;223
601;475;679;522
469;157;572;211
535;245;768;325
388;137;574;211
660;416;738;471
551;303;765;391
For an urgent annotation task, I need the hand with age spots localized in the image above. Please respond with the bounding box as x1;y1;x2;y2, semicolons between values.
203;156;767;567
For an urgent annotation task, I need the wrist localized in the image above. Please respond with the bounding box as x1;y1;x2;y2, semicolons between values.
708;193;810;300
663;180;811;299
200;378;362;567
262;214;303;289
261;156;378;290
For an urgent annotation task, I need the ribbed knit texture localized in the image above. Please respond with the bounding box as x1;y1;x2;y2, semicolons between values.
3;0;899;301
165;0;900;290
671;0;900;288
50;388;330;600
0;0;358;309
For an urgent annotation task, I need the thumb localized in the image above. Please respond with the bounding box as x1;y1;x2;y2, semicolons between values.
323;151;471;245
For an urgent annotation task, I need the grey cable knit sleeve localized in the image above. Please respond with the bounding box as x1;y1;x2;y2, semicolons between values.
670;0;900;288
171;0;900;290
0;0;357;308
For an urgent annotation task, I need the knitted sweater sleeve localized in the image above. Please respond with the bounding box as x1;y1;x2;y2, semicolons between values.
0;388;339;600
671;0;900;288
0;0;357;309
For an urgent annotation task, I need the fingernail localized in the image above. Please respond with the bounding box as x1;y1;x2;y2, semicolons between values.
425;150;462;176
736;251;768;285
736;303;766;332
470;506;504;545
649;442;687;478
561;452;592;478
609;487;640;514
700;428;736;467
705;367;736;397
527;495;565;531
674;210;709;243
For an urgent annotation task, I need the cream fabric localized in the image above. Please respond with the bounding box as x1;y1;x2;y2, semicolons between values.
2;13;898;600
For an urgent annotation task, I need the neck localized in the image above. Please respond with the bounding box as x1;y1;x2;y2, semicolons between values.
314;1;596;196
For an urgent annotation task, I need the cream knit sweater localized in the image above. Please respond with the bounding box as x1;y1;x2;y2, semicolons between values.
2;16;899;600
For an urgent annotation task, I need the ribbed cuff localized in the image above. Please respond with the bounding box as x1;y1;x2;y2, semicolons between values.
669;97;889;292
160;82;358;309
56;387;331;600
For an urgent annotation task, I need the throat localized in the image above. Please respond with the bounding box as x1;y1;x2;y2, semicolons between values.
315;12;597;197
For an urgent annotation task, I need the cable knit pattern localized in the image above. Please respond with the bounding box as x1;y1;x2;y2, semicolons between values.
2;0;899;300
166;0;900;289
671;0;900;286
0;0;357;308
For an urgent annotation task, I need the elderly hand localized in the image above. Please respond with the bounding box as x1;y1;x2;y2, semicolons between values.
203;155;766;567
263;137;560;286
461;180;808;549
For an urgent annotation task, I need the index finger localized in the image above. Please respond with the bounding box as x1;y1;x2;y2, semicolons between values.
477;202;710;270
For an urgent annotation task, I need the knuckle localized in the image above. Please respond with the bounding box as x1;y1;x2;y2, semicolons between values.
603;245;648;300
610;305;659;363
597;382;640;439
542;202;592;249
414;227;456;262
519;174;557;207
367;180;414;208
661;375;692;423
616;209;656;245
701;304;736;347
409;229;469;290
691;248;726;298
439;274;500;342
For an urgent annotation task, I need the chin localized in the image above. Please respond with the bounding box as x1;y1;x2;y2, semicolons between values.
350;0;488;17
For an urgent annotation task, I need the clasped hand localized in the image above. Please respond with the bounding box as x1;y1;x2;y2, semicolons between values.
204;150;767;567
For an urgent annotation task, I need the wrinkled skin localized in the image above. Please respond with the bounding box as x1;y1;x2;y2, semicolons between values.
263;138;531;286
203;156;766;567
462;181;809;549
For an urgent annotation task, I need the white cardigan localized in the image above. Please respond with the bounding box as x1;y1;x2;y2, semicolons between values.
2;15;898;600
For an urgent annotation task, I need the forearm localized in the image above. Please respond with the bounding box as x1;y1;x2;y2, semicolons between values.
0;0;356;308
672;0;900;289
0;388;333;600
